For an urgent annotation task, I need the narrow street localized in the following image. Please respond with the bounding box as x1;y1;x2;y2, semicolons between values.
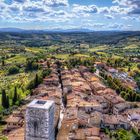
57;66;65;130
58;97;65;129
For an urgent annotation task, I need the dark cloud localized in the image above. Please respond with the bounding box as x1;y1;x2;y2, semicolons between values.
128;0;140;7
129;8;140;14
9;6;20;12
114;0;140;14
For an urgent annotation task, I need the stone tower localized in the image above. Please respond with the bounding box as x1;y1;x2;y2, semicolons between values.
25;99;55;140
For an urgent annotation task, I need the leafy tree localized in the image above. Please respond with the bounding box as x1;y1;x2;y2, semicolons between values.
42;69;51;78
89;67;96;73
124;93;130;101
55;60;62;69
120;91;126;98
137;64;140;70
8;65;19;75
116;87;121;94
135;94;140;101
25;58;39;71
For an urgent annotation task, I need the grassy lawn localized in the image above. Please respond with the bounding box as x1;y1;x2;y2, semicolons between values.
96;52;109;58
55;54;70;60
0;70;6;76
111;54;123;59
74;54;90;57
25;47;45;53
89;45;109;52
5;55;27;64
124;44;139;49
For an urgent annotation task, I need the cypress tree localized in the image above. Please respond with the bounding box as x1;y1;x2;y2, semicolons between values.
13;86;18;105
1;89;7;108
2;59;5;66
35;74;39;87
5;96;9;109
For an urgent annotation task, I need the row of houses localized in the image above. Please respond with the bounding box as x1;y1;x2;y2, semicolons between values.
57;68;103;140
82;67;140;132
57;66;140;140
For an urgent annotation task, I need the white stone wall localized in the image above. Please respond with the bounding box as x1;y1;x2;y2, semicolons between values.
25;100;55;140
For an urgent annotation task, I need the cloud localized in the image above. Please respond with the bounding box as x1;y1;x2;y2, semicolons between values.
108;23;124;29
0;0;70;22
0;2;6;12
113;0;140;14
121;16;138;20
110;6;129;14
95;5;129;15
0;0;139;30
9;6;20;12
113;0;140;7
23;6;45;13
105;15;114;19
72;4;98;15
99;7;110;14
129;8;140;14
44;0;68;7
93;23;105;28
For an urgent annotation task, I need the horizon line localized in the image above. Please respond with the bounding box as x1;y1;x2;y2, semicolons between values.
0;27;140;32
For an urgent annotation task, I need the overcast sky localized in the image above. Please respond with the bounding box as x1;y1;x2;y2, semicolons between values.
0;0;140;30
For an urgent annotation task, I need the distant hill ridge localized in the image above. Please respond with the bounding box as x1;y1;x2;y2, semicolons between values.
0;28;140;45
0;28;93;33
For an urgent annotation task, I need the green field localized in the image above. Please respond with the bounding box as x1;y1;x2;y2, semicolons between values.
25;47;45;53
124;44;139;49
5;55;27;64
55;54;70;60
89;45;109;52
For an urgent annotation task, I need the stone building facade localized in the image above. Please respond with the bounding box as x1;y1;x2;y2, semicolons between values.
25;99;55;140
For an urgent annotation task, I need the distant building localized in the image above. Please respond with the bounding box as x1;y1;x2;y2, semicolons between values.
94;62;106;69
113;102;131;115
101;115;131;130
108;68;118;73
25;99;55;140
6;116;24;130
